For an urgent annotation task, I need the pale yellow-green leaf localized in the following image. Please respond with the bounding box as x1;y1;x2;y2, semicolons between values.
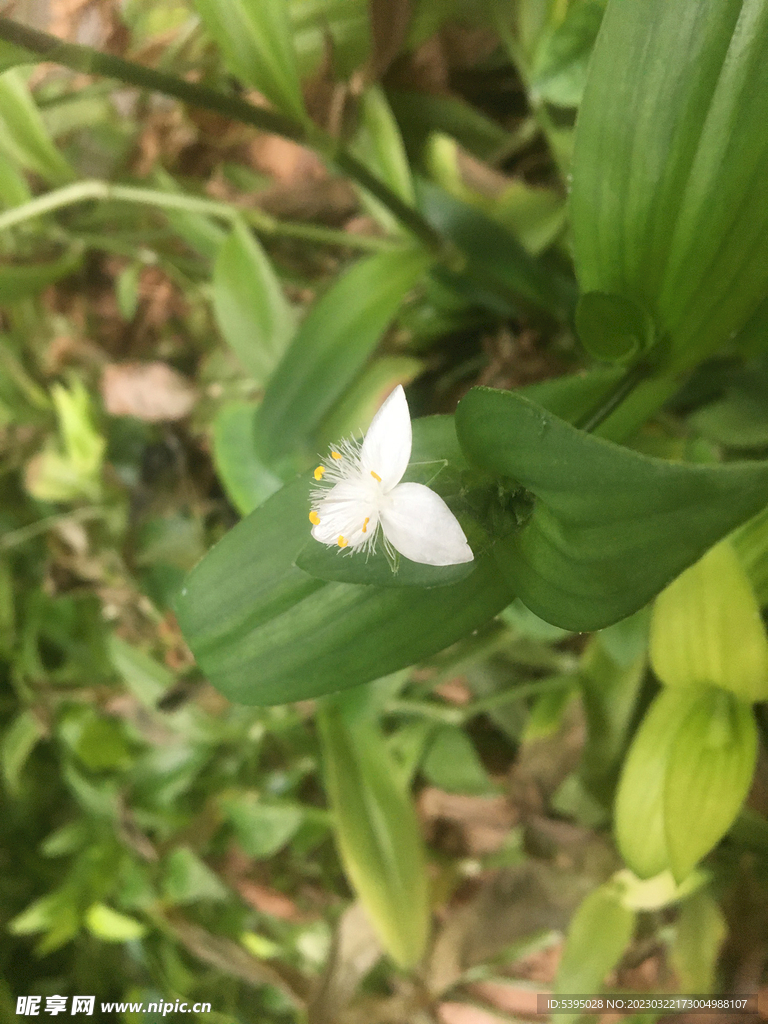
650;540;768;701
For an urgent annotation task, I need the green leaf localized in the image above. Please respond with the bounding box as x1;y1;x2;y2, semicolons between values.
575;291;655;363
571;0;768;368
0;249;83;303
455;388;768;630
193;0;306;120
296;536;474;589
85;903;146;942
664;689;757;881
162;847;228;903
212;400;283;516
388;88;513;163
317;355;423;446
0;69;74;185
732;505;768;607
212;221;295;385
108;634;173;709
650;540;768;701
529;0;606;108
317;695;429;968
614;687;699;879
421;725;493;794
417;181;576;321
0;42;35;72
554;882;635;1010
670;891;727;993
222;793;304;858
353;86;415;232
176;416;515;704
2;710;43;797
256;247;429;461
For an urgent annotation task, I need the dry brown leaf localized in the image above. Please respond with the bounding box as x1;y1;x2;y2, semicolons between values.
101;362;196;422
419;788;516;856
469;981;541;1018
236;881;305;922
308;902;382;1024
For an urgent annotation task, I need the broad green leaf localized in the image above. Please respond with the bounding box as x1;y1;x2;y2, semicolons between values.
670;891;727;993
571;0;768;368
614;687;701;879
614;868;707;913
455;388;768;631
256;247;428;461
529;0;606;108
0;147;31;208
176;416;515;704
162;847;228;903
664;689;756;881
418;181;576;321
85;903;146;942
650;540;768;701
421;726;492;794
0;249;83;303
317;695;429;968
212;400;283;516
222;793;304;858
0;69;74;185
554;882;635;1012
296;537;475;588
212;221;295;385
193;0;306;120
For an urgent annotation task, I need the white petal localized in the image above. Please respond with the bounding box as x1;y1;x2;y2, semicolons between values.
312;480;378;550
380;482;474;566
360;384;412;491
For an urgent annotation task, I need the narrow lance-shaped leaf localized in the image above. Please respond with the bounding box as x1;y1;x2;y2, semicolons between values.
256;247;429;462
212;220;295;386
0;69;74;185
176;416;515;705
455;387;768;631
317;694;429;969
571;0;768;367
193;0;306;121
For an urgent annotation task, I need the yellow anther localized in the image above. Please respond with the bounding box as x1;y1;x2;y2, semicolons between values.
314;465;325;480
331;451;342;460
370;470;382;482
337;535;348;548
362;517;370;534
309;510;320;525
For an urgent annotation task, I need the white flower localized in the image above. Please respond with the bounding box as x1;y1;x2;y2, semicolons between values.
309;385;474;567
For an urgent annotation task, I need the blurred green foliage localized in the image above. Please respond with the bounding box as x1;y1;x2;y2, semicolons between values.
1;0;768;1021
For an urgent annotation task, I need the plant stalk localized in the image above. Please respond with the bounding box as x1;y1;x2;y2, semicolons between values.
0;178;394;250
0;16;448;255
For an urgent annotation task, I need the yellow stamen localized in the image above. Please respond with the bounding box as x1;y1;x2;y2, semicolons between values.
337;535;348;548
370;470;382;482
309;510;320;525
314;466;325;480
331;451;342;460
362;517;369;534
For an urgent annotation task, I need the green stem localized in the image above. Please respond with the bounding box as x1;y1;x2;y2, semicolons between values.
0;178;394;251
576;360;653;434
0;17;447;255
0;506;105;550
